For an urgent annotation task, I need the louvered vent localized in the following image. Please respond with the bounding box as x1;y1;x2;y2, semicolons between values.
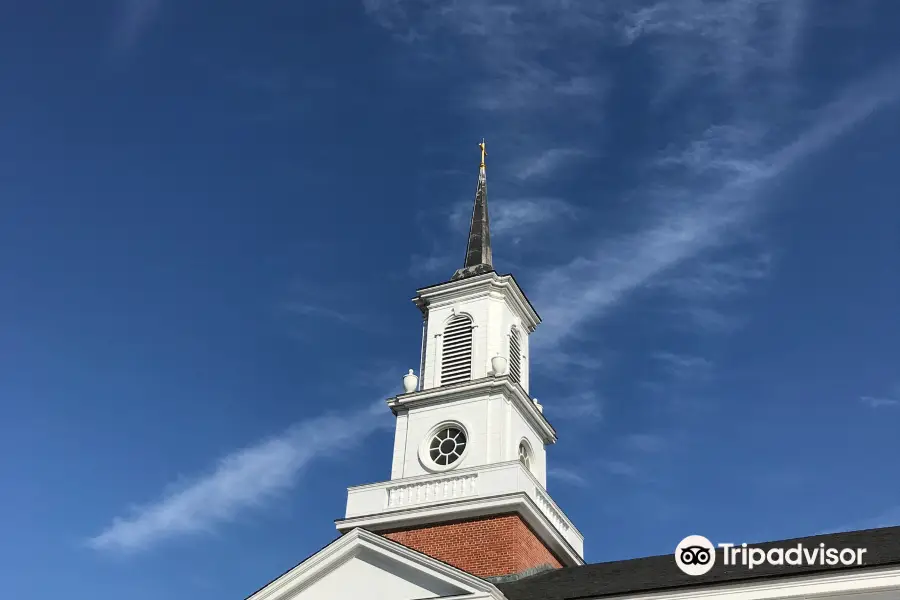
441;316;473;386
509;327;522;384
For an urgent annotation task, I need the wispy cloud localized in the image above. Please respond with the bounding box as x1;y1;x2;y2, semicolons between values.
656;252;773;300
548;467;589;487
860;384;900;409
859;396;900;409
282;302;364;326
88;403;391;553
597;459;640;479
653;251;773;332
492;199;578;236
530;195;748;349
365;0;612;287
676;306;747;334
538;350;604;375
618;0;808;97
531;63;900;350
552;459;642;484
366;2;898;356
366;2;900;398
409;253;454;278
652;352;713;381
622;433;667;453
822;505;900;535
449;197;578;238
111;0;161;54
543;390;603;421
363;0;611;114
279;277;388;334
515;148;591;181
472;68;606;113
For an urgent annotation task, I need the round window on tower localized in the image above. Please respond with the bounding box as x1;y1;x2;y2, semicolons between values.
420;422;469;472
518;440;532;472
429;426;466;466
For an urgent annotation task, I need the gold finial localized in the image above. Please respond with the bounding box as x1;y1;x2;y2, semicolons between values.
479;138;487;168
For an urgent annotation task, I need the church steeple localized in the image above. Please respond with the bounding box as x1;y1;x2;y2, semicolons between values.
452;139;493;281
335;141;584;578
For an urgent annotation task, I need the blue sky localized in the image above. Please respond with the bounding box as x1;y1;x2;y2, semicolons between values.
1;1;899;598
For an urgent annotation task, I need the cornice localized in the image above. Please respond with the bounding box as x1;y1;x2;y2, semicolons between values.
387;376;557;444
335;491;585;568
346;460;538;493
413;272;540;332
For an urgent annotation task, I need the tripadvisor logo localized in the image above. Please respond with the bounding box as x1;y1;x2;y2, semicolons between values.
675;535;716;576
674;535;868;576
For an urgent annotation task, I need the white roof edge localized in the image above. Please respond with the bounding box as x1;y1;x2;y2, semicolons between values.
246;527;506;600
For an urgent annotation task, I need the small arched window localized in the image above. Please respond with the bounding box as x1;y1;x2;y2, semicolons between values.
518;441;532;471
509;326;522;384
441;315;473;385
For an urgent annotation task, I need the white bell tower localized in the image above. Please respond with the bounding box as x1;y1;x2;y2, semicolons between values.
336;141;584;578
391;272;548;485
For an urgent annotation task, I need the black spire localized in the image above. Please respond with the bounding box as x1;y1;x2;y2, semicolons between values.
452;140;494;281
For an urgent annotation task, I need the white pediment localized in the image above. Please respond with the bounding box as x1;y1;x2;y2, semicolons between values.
247;527;503;600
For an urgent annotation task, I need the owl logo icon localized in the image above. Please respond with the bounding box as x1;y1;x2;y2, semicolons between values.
675;535;716;576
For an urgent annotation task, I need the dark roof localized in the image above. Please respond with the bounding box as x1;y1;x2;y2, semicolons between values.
497;526;900;600
452;164;493;281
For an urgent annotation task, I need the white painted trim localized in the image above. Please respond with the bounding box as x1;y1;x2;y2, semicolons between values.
414;272;540;333
610;565;900;600
389;376;556;445
440;310;475;329
345;459;515;492
485;395;493;464
504;397;512;461
418;420;472;473
431;333;442;388
517;437;534;474
246;527;506;600
438;313;475;386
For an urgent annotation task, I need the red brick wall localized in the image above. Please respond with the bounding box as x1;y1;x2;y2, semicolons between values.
382;514;563;579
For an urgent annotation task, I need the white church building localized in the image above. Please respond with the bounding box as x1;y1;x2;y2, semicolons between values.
246;144;900;600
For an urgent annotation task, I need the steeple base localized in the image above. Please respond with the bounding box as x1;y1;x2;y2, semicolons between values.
451;263;495;281
383;514;562;579
335;460;584;569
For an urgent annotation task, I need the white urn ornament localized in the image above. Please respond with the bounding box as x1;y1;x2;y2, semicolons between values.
402;369;418;393
491;355;508;376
